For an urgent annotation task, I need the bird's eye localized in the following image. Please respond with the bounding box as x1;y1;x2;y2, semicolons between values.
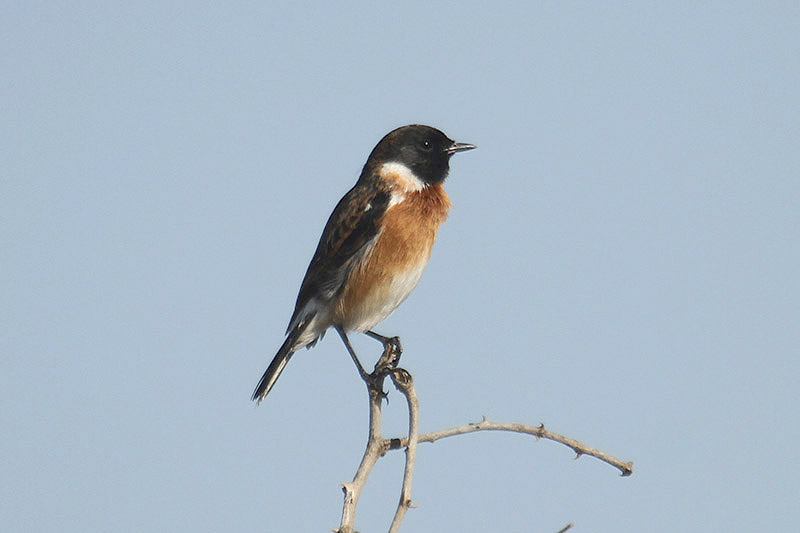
421;139;433;151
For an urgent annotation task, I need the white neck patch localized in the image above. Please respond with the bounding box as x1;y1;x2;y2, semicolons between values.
380;161;426;192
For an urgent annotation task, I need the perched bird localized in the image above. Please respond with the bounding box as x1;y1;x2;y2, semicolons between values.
252;124;475;403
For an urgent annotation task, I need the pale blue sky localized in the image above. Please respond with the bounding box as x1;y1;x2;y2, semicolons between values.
2;2;799;532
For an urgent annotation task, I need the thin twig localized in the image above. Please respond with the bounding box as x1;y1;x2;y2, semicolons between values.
338;376;385;532
556;523;574;533
387;369;418;533
338;343;403;533
384;417;634;477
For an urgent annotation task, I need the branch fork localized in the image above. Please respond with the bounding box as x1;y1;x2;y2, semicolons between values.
336;342;633;532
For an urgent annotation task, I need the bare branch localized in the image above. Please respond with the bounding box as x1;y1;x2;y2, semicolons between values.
337;342;406;533
336;342;633;532
337;378;385;533
385;417;634;477
387;369;418;533
556;523;574;533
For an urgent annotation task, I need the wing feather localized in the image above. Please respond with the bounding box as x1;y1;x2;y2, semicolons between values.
286;180;391;332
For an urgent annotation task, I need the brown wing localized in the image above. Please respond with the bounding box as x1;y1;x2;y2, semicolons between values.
286;179;391;333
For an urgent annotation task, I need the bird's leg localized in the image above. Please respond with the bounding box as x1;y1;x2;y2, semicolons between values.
365;330;403;369
336;327;370;382
337;327;392;403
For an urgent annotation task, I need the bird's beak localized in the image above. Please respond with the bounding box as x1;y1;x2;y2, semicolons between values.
445;141;477;154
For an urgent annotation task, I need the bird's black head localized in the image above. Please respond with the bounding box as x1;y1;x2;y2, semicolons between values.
364;124;475;185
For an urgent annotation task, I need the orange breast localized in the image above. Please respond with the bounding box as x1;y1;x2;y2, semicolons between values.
333;184;451;332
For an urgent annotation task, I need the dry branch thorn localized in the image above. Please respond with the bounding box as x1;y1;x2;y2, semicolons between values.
620;462;634;477
469;415;487;428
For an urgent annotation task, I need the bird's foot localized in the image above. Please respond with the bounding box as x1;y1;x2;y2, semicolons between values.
366;330;403;368
385;336;402;366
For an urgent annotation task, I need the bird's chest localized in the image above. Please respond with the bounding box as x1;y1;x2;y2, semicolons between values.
335;185;451;331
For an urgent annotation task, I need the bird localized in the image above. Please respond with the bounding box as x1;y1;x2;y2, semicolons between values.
252;124;475;403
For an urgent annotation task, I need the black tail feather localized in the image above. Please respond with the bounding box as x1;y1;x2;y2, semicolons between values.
252;327;303;404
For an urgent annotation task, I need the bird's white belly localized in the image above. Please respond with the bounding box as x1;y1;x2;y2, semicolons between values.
344;259;428;333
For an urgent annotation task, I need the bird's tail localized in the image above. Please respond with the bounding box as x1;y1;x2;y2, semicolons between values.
251;326;304;404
